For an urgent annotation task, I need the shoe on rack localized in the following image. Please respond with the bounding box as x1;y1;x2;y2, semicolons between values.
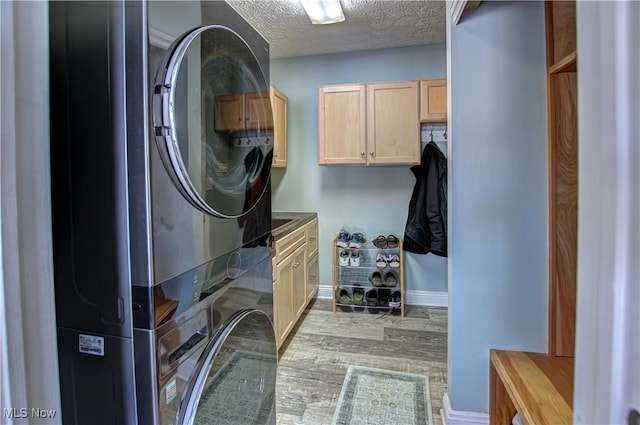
388;254;400;269
386;235;400;249
335;287;353;305
375;254;387;269
348;233;366;248
339;249;350;266
389;291;401;309
352;284;364;306
336;229;350;248
349;250;361;267
368;271;384;287
373;235;388;249
365;290;378;313
384;271;397;287
378;288;391;308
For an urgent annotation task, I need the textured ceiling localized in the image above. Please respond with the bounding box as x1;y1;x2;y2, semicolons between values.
226;0;446;59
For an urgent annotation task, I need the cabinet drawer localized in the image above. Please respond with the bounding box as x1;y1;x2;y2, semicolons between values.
306;219;318;260
274;226;306;264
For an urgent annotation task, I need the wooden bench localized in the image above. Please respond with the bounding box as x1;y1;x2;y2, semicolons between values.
490;350;574;424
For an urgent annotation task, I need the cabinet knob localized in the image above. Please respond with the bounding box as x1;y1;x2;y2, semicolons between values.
293;262;300;268
369;152;374;156
360;152;365;156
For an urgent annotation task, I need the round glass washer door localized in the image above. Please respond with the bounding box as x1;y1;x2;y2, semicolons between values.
176;309;277;425
154;25;273;218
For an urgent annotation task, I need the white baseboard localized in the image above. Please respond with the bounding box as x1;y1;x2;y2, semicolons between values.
441;393;489;425
317;287;448;307
317;286;334;300
406;290;448;307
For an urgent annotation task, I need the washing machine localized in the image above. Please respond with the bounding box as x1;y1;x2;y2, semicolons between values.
49;1;277;424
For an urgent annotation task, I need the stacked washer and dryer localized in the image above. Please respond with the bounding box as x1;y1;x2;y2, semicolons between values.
49;2;277;424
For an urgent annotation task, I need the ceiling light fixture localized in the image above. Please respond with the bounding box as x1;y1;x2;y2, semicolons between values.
300;0;345;25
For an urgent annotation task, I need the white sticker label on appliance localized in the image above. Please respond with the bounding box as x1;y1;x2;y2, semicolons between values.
79;334;105;356
166;379;177;404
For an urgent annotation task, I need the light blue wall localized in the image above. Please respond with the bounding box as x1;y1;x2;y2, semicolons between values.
270;44;448;294
447;1;548;413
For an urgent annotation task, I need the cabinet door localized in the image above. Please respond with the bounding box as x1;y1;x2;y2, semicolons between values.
305;218;318;260
246;91;273;130
318;84;367;165
306;254;319;303
367;81;420;165
270;86;288;168
274;254;295;348
292;245;308;319
215;94;244;131
420;79;447;123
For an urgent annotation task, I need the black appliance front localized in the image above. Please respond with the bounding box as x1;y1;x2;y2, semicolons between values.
49;1;276;424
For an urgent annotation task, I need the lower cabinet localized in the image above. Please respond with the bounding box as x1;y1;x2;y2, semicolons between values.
291;244;308;320
306;254;319;303
274;257;295;346
272;217;319;350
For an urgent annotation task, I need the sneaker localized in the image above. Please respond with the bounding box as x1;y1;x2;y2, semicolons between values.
384;271;397;287
365;290;378;313
386;234;399;248
335;287;353;304
373;235;388;249
378;288;391;308
389;291;401;309
375;254;387;269
339;249;350;266
368;271;384;287
349;250;361;267
336;229;350;248
352;284;364;306
388;254;400;269
348;233;366;248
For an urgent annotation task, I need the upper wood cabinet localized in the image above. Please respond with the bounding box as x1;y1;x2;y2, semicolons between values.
318;84;367;165
214;91;272;131
367;81;420;165
270;86;288;168
420;79;447;123
318;81;420;166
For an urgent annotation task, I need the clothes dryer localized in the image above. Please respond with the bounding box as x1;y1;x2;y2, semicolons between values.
49;1;276;424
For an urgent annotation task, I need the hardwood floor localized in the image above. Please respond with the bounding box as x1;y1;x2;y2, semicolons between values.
275;298;448;425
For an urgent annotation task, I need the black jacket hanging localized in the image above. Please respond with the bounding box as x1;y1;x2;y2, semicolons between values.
403;141;447;256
